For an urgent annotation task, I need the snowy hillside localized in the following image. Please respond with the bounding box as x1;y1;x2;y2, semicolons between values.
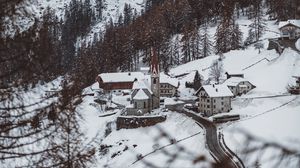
2;1;300;167
3;0;145;38
76;16;300;167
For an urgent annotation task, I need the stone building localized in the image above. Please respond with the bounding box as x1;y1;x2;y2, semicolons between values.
150;48;160;109
223;77;256;96
126;80;153;115
125;47;161;115
196;84;234;117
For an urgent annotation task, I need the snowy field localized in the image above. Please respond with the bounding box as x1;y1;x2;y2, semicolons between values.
78;85;211;168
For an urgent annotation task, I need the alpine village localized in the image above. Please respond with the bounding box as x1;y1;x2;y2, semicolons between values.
1;0;300;168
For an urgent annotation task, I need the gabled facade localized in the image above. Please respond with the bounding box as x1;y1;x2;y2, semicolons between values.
278;20;300;39
126;80;153;115
223;77;256;96
196;85;233;117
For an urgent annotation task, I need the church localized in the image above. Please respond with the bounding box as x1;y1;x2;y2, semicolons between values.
125;48;160;115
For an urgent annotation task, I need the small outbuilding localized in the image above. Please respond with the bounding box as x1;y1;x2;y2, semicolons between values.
223;77;256;96
278;20;300;40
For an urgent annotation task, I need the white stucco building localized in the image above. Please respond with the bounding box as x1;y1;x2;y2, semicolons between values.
196;84;234;117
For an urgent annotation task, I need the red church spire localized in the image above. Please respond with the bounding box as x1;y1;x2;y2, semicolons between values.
151;47;159;76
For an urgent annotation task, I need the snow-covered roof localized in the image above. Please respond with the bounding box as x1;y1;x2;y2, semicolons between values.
160;73;179;87
198;85;234;97
223;77;252;87
225;70;243;75
278;20;300;29
98;72;145;83
140;67;150;71
133;89;150;100
145;73;179;87
132;80;153;94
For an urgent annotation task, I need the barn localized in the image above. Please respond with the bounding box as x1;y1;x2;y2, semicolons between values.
96;72;145;91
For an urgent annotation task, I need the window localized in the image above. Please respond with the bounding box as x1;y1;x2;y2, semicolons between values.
221;107;224;111
213;105;216;108
207;99;210;102
282;31;289;35
221;97;224;100
207;105;210;108
135;102;137;108
214;99;216;103
144;102;146;108
221;102;224;105
153;78;157;84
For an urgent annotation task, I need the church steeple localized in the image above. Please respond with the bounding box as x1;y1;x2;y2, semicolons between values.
150;47;160;109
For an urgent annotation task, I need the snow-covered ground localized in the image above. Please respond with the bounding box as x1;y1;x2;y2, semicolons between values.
77;16;300;167
96;112;212;168
3;4;300;167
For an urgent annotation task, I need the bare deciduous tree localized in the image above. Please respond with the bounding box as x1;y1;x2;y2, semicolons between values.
209;60;224;84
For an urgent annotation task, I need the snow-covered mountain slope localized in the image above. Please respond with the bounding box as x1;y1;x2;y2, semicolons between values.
3;0;70;37
79;0;145;45
3;0;145;38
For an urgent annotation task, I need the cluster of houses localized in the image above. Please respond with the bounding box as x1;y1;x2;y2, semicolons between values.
96;48;179;116
196;72;256;117
96;62;256;117
92;18;300;119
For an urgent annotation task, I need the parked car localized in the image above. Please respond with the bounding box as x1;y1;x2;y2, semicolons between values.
184;103;198;112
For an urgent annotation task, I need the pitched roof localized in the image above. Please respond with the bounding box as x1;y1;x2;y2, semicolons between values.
160;73;179;87
98;72;144;83
145;73;179;87
223;77;253;87
278;20;300;29
132;80;153;94
197;85;234;97
133;89;150;100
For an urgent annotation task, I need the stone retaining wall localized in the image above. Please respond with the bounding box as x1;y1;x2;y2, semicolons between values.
116;115;167;130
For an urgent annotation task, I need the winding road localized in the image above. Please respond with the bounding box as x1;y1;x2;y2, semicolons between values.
171;103;244;168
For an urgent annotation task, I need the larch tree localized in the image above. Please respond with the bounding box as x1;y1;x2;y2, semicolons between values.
246;0;266;44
